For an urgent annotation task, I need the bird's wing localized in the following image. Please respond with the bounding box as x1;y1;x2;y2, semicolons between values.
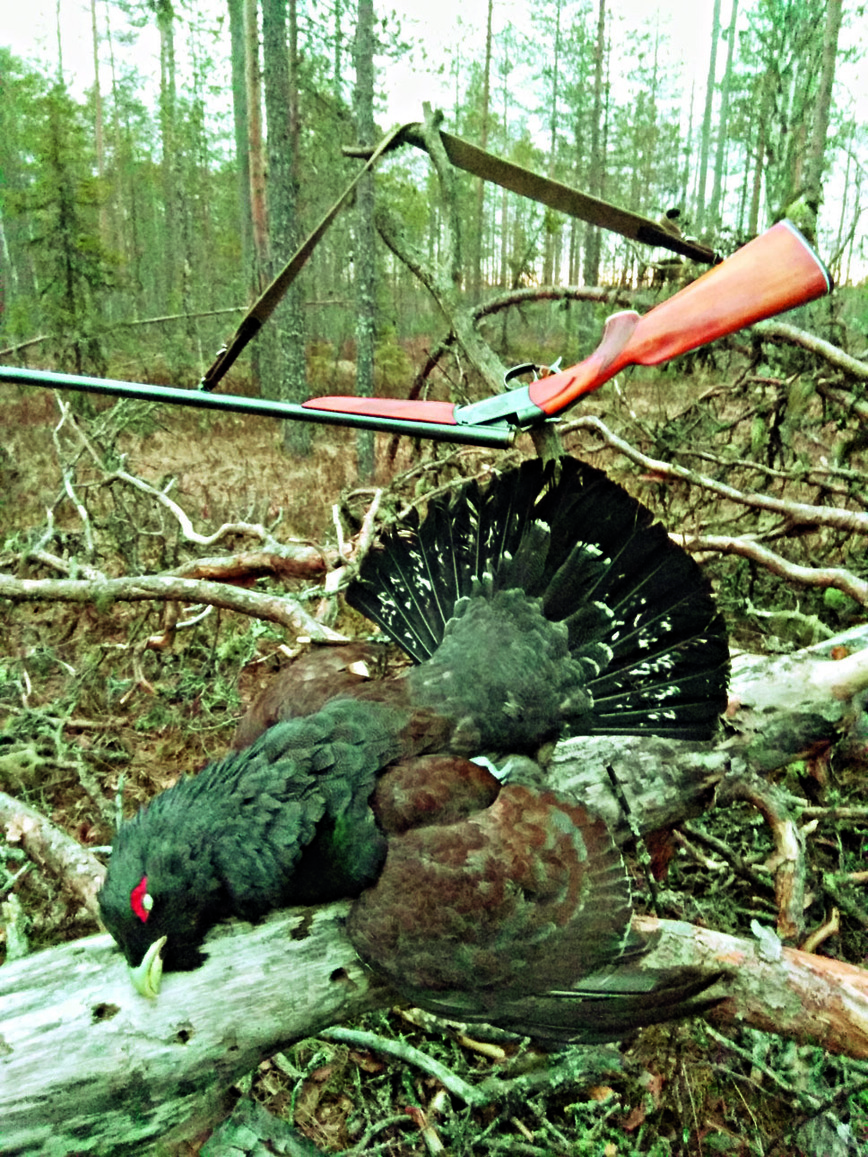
347;784;636;1018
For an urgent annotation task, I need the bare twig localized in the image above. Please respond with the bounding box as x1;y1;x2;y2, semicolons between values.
679;823;774;896
801;908;841;954
0;790;104;921
716;773;806;942
683;534;868;604
52;398;95;557
800;806;868;821
373;108;506;396
0;572;348;642
105;468;280;550
19;546;106;581
320;1026;483;1105
754;320;868;382
563;414;868;536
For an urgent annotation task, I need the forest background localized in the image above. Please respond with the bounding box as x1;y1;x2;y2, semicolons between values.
1;0;865;474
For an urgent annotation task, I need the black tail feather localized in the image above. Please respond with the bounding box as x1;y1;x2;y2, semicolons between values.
347;458;728;742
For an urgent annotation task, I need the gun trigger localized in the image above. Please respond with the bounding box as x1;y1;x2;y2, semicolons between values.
503;362;539;386
503;357;564;386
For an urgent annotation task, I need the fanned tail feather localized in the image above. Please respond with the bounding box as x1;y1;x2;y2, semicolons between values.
347;458;728;742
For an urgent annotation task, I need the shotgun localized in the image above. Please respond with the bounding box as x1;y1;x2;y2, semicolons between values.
0;221;831;447
304;220;831;435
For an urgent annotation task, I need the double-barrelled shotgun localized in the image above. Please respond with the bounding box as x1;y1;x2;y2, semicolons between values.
0;221;831;448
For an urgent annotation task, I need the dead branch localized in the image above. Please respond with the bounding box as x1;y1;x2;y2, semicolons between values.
0;572;348;643
4;903;868;1153
817;379;868;423
104;467;286;551
801;908;841;954
0;904;390;1155
682;534;868;604
636;914;868;1059
472;284;634;320
0;790;104;922
550;622;868;840
374;202;505;395
716;773;806;942
755;320;868;382
402;286;636;405
171;547;336;583
564;414;868;538
729;621;868;714
17;546;108;581
373;107;505;396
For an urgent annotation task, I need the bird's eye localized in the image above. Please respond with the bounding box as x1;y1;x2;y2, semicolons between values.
130;875;154;923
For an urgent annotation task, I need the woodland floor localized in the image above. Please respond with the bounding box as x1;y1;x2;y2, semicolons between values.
2;368;868;1157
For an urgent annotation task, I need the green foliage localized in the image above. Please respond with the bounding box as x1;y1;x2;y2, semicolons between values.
8;83;114;375
374;325;412;390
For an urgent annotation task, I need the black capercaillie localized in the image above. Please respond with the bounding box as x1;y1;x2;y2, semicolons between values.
99;458;727;1040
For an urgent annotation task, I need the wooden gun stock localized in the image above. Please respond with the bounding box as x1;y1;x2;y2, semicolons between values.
528;220;832;416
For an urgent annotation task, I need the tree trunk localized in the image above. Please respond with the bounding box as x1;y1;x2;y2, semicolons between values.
90;0;108;250
226;0;256;303
680;79;695;222
0;904;390;1156
695;0;720;232
353;0;376;482
747;72;769;237
5;898;868;1155
470;0;494;301
583;0;606;286
802;0;843;242
542;0;562;288
333;0;343;98
156;0;180;315
708;0;737;227
243;0;268;294
261;0;311;454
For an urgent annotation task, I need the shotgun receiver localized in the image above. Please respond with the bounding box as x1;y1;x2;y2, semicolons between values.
0;221;831;447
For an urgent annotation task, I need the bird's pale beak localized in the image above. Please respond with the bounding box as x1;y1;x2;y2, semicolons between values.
128;935;167;998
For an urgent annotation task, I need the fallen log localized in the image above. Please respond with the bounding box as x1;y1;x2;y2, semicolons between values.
637;915;868;1058
4;904;868;1154
0;903;388;1155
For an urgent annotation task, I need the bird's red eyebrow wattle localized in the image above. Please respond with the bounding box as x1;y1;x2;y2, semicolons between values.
130;875;151;923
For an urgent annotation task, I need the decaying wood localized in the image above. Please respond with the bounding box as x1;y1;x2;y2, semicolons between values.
755;319;868;382
0;572;347;643
172;547;336;582
563;414;868;541
551;620;868;838
0;789;104;922
5;906;868;1154
636;915;868;1059
0;904;391;1156
716;773;806;942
